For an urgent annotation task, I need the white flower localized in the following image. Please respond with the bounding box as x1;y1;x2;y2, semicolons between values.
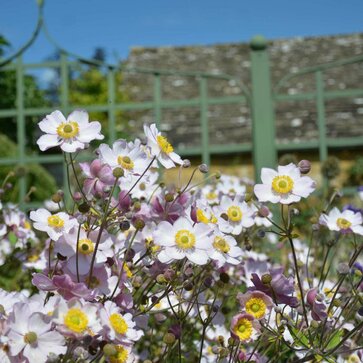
37;109;104;152
99;301;143;344
53;298;102;337
254;163;315;204
153;217;213;265
213;195;255;235
55;226;114;275
30;208;77;241
7;303;66;363
319;207;363;235
216;175;247;198
98;139;149;176
144;123;183;168
209;230;242;267
200;184;219;205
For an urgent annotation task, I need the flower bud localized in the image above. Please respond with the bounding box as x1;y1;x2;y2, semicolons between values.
199;164;209;174
112;167;124;178
163;333;176;345
203;275;214;288
78;202;90;214
73;192;83;201
298;160;311;174
358;306;363;316
156;274;167;284
51;193;62;203
103;344;117;357
134;218;145;230
258;206;270;218
311;320;319;329
165;193;174;202
120;220;131;231
183;159;191;168
219;272;229;284
183;281;194;291
133;201;141;211
215;171;221;179
125;249;135;262
261;273;272;284
257;229;265;238
337;263;350;275
163;269;175;281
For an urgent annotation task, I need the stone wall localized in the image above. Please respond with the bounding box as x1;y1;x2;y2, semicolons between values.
121;33;363;151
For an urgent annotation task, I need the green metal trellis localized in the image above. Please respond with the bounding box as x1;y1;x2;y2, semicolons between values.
1;1;363;209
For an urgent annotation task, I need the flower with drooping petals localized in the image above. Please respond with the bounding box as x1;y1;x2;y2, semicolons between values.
254;163;315;204
144;123;183;168
37;109;104;152
29;208;77;241
230;313;260;342
153;217;213;265
99;301;143;344
237;291;274;319
319;207;363;235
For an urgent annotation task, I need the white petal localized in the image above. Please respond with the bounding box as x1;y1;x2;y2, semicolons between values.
254;184;280;203
78;121;104;143
60;140;85;153
67;109;89;126
37;134;61;151
260;168;278;184
187;250;209;265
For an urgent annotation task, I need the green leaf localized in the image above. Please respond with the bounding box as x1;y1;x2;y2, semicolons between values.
288;326;310;348
325;330;342;350
8;231;17;245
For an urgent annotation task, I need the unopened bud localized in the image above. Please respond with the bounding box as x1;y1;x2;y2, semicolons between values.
298;160;311;174
199;164;209;174
183;159;191;168
120;220;131;231
125;249;135;262
261;274;272;284
183;281;194;291
337;263;350;275
133;201;141;211
73;192;82;201
112;167;124;178
163;333;176;345
219;272;229;284
156;274;167;284
165;193;174;202
51;193;62;203
134;218;145;230
258;206;270;218
215;171;221;180
311;320;319;328
78;202;90;213
103;344;117;357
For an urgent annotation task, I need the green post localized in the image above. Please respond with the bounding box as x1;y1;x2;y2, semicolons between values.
107;67;116;143
199;77;210;166
315;71;328;162
153;73;162;129
16;56;26;204
250;35;276;182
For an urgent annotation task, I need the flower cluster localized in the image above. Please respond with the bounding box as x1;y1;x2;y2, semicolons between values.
0;110;362;362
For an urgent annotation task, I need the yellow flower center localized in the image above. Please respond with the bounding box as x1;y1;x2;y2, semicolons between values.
196;209;217;224
56;121;79;139
24;221;31;229
47;215;64;228
85;276;100;288
23;331;37;344
206;191;217;200
78;238;95;255
117;155;135;170
336;218;352;230
110;345;129;363
64;308;88;333
245;297;267;319
123;264;133;278
109;313;128;335
272;175;294;194
227;206;243;222
234;318;253;341
347;355;360;363
157;135;173;154
28;254;40;262
213;236;230;253
175;229;196;250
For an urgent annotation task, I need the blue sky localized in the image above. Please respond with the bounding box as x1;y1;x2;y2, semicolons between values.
1;0;363;63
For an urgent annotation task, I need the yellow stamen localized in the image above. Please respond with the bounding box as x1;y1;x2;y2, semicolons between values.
175;229;196;250
272;175;294;194
47;215;64;228
117;155;134;170
64;308;88;333
336;218;352;230
78;238;95;255
56;121;79;139
110;345;129;363
213;236;230;253
157;135;173;154
227;206;242;222
109;313;128;335
233;318;253;341
245;297;267;319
